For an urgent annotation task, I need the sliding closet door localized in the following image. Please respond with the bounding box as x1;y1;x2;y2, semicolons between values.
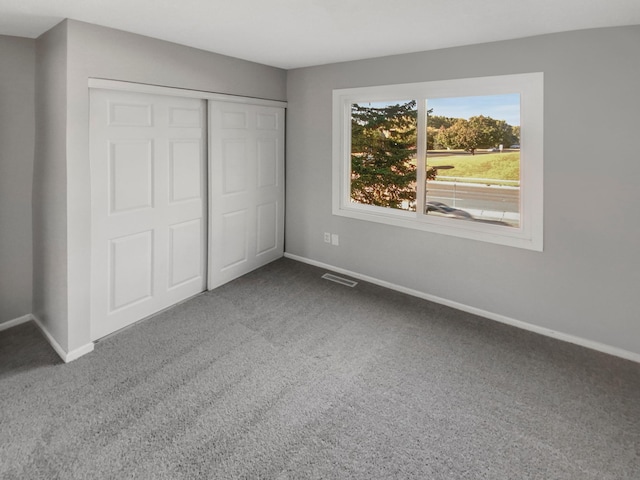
90;89;207;340
208;101;285;289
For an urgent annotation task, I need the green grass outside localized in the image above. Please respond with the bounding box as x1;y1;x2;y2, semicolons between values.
428;151;520;184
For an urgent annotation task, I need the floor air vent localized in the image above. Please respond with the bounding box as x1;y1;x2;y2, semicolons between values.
321;273;358;287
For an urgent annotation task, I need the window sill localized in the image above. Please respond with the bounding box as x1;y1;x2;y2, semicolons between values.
333;204;542;251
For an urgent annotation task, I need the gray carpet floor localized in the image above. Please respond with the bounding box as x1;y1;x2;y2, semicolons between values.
1;258;639;479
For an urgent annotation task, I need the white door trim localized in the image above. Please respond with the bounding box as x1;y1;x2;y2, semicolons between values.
88;78;287;108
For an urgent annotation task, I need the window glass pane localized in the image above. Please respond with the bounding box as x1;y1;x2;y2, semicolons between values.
425;94;520;227
351;100;417;211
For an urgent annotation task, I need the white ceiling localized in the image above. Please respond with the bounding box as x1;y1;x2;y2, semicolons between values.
1;0;639;69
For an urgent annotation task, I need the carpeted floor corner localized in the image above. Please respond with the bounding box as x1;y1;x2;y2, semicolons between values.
1;258;639;479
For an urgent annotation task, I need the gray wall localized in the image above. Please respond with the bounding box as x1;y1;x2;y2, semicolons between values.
286;26;640;356
33;23;69;348
0;36;35;326
35;20;287;352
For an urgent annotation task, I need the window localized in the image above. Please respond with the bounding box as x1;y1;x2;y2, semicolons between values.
332;73;543;251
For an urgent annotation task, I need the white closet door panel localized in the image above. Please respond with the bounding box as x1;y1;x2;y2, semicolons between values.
170;140;203;202
90;89;206;340
109;230;154;310
109;140;154;213
221;210;249;268
169;219;203;286
209;101;284;289
256;202;278;256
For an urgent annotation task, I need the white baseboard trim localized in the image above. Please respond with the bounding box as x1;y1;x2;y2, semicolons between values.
284;252;640;364
0;314;33;332
32;315;94;363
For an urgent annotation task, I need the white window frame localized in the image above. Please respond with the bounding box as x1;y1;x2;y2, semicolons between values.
332;72;543;251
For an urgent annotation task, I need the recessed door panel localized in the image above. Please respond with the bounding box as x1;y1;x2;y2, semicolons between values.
109;102;152;126
169;107;202;127
222;111;247;129
257;139;278;188
91;89;206;341
256;202;278;255
221;210;248;269
222;139;248;194
169;219;202;287
109;140;153;214
110;231;153;311
170;140;202;203
257;112;278;130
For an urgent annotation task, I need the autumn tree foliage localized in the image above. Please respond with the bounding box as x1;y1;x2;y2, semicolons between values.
434;115;519;154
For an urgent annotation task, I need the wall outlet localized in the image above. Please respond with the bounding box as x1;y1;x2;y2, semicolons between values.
331;234;339;246
324;232;331;243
